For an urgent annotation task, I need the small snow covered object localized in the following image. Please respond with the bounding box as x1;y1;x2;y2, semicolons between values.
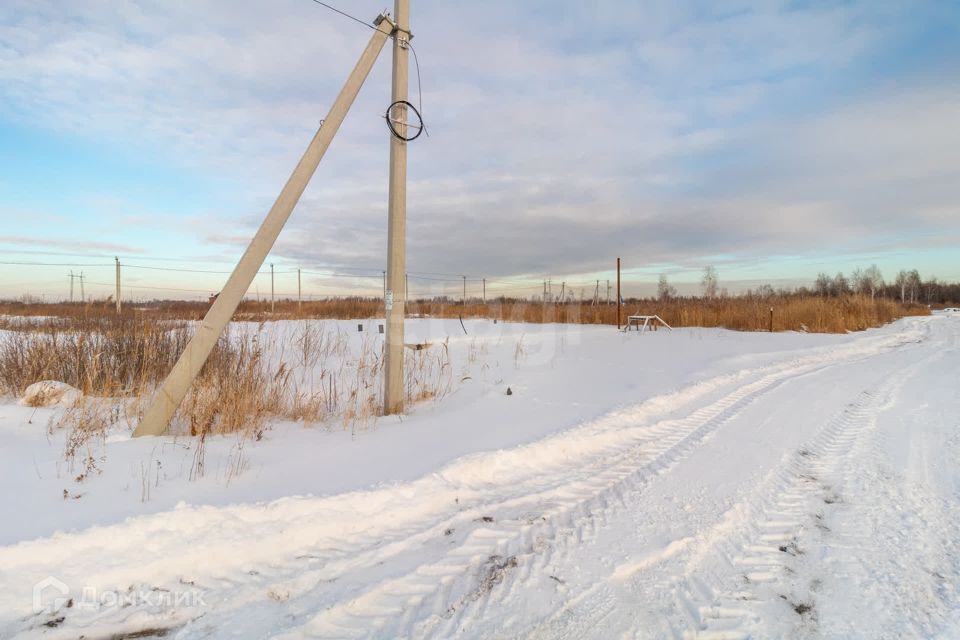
506;387;513;396
21;380;81;407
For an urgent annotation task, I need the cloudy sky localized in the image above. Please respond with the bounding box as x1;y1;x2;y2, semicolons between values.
1;0;958;300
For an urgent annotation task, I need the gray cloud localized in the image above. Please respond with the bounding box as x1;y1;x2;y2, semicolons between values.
1;0;958;292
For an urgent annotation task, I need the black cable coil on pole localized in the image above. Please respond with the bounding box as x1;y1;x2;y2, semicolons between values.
385;100;424;142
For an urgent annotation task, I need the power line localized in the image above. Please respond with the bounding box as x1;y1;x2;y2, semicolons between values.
307;0;377;31
0;260;113;268
0;257;556;287
123;264;236;274
86;281;214;294
299;269;383;279
306;0;428;137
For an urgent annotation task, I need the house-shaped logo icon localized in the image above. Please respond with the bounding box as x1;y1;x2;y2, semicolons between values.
32;576;69;614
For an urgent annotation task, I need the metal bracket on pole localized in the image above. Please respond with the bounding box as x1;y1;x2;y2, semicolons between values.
133;15;393;437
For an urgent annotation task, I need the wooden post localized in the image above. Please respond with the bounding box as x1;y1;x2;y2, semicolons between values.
115;257;121;314
769;306;774;332
616;257;621;329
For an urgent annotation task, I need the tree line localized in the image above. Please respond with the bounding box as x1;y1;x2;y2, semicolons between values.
653;265;959;304
812;266;959;304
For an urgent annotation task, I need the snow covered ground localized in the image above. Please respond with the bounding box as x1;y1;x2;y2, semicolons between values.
1;313;958;638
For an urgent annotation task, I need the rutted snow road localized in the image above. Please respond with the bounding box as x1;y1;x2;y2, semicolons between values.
3;315;958;639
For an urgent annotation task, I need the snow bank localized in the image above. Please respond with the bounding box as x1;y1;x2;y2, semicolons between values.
1;316;955;639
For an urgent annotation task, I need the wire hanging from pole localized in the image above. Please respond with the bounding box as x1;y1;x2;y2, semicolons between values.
385;100;424;141
306;0;377;30
407;42;429;137
305;0;429;137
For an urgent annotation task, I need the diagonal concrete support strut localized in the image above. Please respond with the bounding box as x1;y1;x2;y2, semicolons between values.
133;16;393;437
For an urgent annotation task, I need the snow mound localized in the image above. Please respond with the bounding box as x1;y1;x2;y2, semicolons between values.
20;380;81;407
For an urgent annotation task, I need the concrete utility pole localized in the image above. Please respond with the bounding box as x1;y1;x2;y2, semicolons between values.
115;257;121;314
462;275;467;304
383;0;411;415
482;277;486;304
69;271;74;302
607;279;611;305
270;263;275;314
134;15;393;437
79;272;85;303
297;268;302;314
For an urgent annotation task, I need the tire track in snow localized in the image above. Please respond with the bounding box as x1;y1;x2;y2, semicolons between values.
669;328;945;640
804;323;960;639
268;324;930;639
490;320;935;640
0;322;930;639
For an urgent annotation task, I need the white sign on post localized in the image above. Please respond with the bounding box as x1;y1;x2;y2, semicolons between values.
385;289;394;310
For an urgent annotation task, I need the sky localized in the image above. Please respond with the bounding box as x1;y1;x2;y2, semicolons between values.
0;0;958;301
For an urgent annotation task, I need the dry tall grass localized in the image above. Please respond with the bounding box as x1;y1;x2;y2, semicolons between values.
0;314;194;398
0;292;930;477
411;295;928;333
0;314;454;440
0;293;927;431
0;293;928;333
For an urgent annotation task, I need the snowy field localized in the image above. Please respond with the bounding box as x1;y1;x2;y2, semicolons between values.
1;312;958;638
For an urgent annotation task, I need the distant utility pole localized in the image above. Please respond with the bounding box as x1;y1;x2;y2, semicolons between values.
482;277;486;304
462;275;467;304
593;280;599;306
297;268;302;314
115;257;121;314
79;272;85;303
270;263;275;313
383;0;411;415
69;270;74;302
560;281;565;303
405;273;409;302
607;279;611;305
616;258;621;329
